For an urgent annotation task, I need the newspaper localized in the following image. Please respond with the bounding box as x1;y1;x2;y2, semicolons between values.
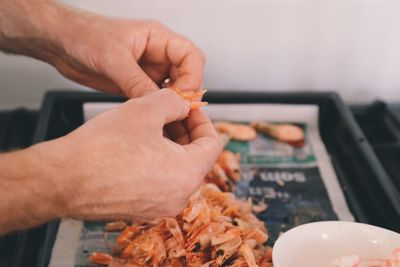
49;103;354;267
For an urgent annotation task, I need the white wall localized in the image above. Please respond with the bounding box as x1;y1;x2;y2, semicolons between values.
1;0;400;109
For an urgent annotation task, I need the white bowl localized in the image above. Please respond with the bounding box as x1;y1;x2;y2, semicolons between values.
272;221;400;267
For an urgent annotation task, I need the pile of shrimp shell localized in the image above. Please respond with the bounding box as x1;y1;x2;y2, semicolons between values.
90;184;273;267
90;121;274;266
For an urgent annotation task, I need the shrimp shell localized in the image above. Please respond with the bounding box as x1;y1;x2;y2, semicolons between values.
115;225;144;247
239;243;259;267
185;222;226;251
242;228;269;245
186;251;210;265
90;180;273;267
213;235;242;265
211;228;242;246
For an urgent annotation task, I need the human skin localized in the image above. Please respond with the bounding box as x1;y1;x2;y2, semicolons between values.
0;89;221;235
0;0;205;96
0;0;219;235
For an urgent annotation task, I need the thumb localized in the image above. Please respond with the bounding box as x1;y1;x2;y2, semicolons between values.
141;89;190;126
105;52;159;98
184;109;222;167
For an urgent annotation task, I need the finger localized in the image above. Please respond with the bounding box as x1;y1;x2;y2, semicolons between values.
140;89;190;126
105;51;159;98
168;52;205;91
163;128;171;139
168;42;205;91
165;121;191;145
183;109;222;166
140;63;170;86
143;24;205;91
53;58;124;95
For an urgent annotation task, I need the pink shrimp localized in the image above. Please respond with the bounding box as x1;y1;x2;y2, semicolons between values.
105;221;128;232
171;88;208;110
214;121;257;141
218;150;241;182
205;163;232;192
252;121;304;144
90;252;114;265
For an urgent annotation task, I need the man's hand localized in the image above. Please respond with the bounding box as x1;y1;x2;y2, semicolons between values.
0;0;215;235
0;0;205;97
61;89;220;221
0;90;221;233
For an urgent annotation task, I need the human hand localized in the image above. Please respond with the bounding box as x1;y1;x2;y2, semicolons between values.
41;89;220;222
0;0;205;97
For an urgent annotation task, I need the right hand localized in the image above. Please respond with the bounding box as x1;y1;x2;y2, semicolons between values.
41;89;221;222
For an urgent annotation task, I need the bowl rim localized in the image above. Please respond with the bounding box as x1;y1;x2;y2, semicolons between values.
272;221;400;266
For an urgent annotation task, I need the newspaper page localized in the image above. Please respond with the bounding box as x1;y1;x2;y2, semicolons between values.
49;103;354;267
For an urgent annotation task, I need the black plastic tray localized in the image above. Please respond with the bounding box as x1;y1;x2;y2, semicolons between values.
15;91;400;267
352;101;400;206
0;109;38;267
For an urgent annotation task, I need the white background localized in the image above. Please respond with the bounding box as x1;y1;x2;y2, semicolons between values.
1;0;400;109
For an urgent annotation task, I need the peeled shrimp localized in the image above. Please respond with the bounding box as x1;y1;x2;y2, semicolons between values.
252;121;304;143
331;247;400;267
214;121;257;141
387;248;400;266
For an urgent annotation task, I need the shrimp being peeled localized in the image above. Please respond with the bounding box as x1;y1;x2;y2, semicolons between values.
160;77;208;110
171;87;208;110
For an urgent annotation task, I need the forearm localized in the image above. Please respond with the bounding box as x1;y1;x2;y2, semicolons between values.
0;0;67;61
0;141;67;235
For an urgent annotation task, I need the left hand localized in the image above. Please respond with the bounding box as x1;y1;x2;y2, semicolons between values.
0;0;205;97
